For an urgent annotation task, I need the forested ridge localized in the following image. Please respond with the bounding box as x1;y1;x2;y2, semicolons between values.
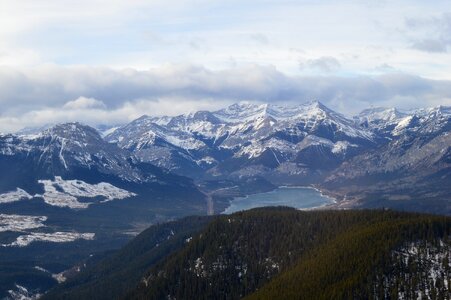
127;208;451;299
45;208;451;300
246;215;451;299
42;216;212;300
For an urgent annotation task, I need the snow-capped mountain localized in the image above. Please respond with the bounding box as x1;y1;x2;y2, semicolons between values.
106;101;377;179
355;105;450;137
0;122;205;210
1;123;143;184
17;123;121;138
355;107;407;137
1;102;450;299
3;101;450;212
324;105;451;213
104;101;450;209
0;125;208;300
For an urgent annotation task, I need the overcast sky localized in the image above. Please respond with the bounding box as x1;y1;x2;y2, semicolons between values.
0;0;451;132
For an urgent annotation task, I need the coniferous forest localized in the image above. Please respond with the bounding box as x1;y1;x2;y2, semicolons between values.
44;208;451;300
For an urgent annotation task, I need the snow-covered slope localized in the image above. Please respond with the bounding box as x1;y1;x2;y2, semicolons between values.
5;102;449;211
1;123;146;183
36;176;136;209
324;105;451;213
355;105;450;138
355;107;407;137
106;101;377;178
0;122;206;211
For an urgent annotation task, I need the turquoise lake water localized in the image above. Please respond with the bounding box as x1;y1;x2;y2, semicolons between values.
223;187;334;214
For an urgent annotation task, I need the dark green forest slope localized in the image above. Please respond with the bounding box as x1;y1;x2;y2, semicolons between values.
42;216;212;300
46;208;451;300
246;214;451;299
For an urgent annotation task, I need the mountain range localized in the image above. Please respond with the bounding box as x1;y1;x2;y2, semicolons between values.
106;101;377;179
1;101;449;214
0;101;449;298
104;101;450;213
0;123;206;300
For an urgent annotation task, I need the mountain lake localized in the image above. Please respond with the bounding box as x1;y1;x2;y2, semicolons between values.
223;186;334;214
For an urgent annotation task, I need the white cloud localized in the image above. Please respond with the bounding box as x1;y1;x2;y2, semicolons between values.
405;13;451;53
411;39;448;53
0;97;231;133
299;57;341;73
0;64;449;133
0;1;450;79
63;97;106;109
0;2;450;132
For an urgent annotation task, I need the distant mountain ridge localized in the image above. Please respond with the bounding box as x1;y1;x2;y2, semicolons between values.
103;102;450;214
105;101;378;179
5;101;450;214
325;105;451;213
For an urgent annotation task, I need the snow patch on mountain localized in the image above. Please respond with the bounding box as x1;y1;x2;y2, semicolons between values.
296;135;334;151
393;116;413;136
37;176;136;209
331;141;358;154
164;133;206;150
196;156;217;165
97;125;120;137
375;240;451;299
237;138;294;159
7;284;41;300
0;188;33;204
2;231;95;247
0;214;47;232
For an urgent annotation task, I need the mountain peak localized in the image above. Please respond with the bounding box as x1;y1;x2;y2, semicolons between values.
224;101;260;112
41;122;102;141
358;107;405;122
303;99;323;107
300;100;335;114
136;114;150;121
17;123;54;136
45;122;92;132
427;105;451;116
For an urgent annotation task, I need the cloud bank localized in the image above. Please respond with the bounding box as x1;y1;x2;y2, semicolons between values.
299;57;341;73
406;13;451;53
0;64;450;133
